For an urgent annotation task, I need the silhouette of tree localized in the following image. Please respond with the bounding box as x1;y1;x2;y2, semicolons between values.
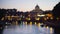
52;2;60;34
52;2;60;18
0;9;6;20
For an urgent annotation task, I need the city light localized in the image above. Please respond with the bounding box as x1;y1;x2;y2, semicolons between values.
35;17;40;20
50;17;53;20
46;14;52;17
37;14;45;17
26;17;31;20
37;23;40;27
30;22;32;25
35;22;36;25
50;27;53;33
0;1;60;34
25;22;27;25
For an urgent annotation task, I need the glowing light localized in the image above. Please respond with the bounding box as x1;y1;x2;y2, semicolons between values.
46;26;49;29
46;14;52;17
50;27;53;33
26;18;30;20
23;22;25;25
35;18;40;20
46;17;49;19
35;22;36;25
37;23;40;27
1;17;4;20
25;22;27;25
6;22;8;24
50;17;53;19
28;18;30;20
44;18;47;20
8;16;11;20
30;22;32;25
16;21;18;25
37;14;45;17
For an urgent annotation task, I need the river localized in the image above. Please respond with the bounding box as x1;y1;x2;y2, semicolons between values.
2;22;54;34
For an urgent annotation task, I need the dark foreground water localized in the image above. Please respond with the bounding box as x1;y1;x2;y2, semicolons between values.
2;23;54;34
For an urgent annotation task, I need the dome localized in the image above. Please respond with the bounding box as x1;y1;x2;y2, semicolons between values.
35;5;40;10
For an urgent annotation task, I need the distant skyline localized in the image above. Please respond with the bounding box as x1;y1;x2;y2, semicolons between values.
0;0;60;12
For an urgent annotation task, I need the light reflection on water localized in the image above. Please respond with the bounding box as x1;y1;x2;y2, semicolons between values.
3;23;54;34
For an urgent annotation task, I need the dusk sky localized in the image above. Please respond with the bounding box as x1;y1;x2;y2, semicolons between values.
0;0;60;11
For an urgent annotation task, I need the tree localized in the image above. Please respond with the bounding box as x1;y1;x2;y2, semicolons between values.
52;2;60;18
0;9;6;20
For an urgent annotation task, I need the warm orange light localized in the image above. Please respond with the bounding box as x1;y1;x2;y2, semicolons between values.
46;14;52;17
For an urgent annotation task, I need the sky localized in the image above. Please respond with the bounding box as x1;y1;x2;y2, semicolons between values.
0;0;60;12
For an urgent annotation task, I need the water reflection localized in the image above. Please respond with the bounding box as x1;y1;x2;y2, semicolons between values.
3;22;54;34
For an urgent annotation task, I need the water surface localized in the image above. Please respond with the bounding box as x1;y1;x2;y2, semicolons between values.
3;24;54;34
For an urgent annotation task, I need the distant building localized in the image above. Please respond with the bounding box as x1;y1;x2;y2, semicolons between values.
27;5;44;18
30;5;44;14
22;5;45;21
